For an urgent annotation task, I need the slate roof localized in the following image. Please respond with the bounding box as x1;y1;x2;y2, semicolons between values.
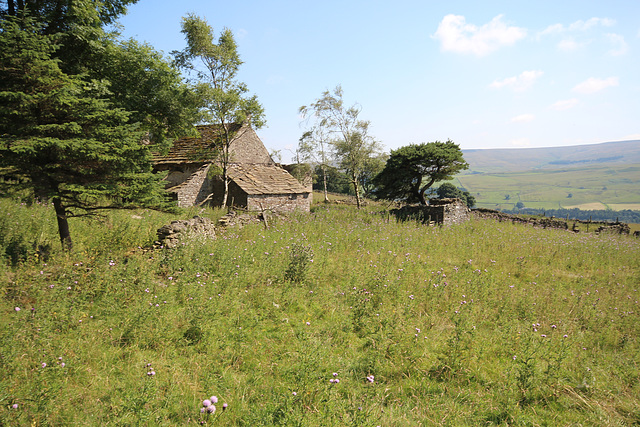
152;123;244;165
229;164;309;195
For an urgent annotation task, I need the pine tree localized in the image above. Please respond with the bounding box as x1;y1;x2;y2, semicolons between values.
0;16;169;250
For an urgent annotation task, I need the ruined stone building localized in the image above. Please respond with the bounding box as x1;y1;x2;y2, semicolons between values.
390;198;471;225
152;123;311;213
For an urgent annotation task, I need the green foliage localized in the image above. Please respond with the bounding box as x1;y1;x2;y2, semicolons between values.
312;165;352;195
284;243;314;284
1;198;640;425
87;37;200;150
374;140;469;204
435;182;476;208
0;16;172;249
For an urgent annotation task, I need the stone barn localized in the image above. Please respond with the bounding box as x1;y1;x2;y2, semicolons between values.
153;123;311;213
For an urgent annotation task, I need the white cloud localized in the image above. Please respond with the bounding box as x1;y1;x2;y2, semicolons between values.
606;33;628;56
490;70;543;92
569;17;615;31
539;17;616;52
573;77;619;94
510;114;535;123
550;98;579;110
539;17;615;36
433;14;526;56
557;38;586;52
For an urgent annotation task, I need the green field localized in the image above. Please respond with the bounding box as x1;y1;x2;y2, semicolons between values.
454;163;640;211
1;198;639;425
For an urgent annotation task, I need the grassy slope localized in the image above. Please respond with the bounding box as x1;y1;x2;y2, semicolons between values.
1;198;639;425
454;164;640;210
457;140;640;210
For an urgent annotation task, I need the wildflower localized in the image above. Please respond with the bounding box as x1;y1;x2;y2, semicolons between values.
563;334;568;338
540;334;547;338
292;392;297;396
206;405;216;414
210;396;218;404
409;295;414;300
41;362;47;368
333;372;338;377
222;403;228;410
366;375;375;383
203;399;211;407
12;404;18;409
306;322;310;326
14;307;20;312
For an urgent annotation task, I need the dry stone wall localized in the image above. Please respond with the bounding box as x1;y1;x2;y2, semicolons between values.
155;216;217;248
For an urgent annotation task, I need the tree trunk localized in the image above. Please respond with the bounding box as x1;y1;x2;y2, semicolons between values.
53;197;72;251
418;190;428;205
322;164;329;202
221;174;229;207
352;171;361;209
8;0;15;16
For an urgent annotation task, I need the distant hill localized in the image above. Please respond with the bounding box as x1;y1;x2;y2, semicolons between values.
462;140;640;173
454;140;640;211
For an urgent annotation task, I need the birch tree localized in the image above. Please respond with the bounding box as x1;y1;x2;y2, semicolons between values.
299;86;381;208
174;14;265;207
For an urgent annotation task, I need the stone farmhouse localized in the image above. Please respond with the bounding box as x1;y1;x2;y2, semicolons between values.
152;123;311;213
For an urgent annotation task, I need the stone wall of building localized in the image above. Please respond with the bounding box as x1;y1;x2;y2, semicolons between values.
247;193;311;213
168;164;212;207
281;163;314;206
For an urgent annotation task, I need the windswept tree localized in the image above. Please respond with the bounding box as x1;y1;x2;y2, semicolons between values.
174;14;265;207
300;86;381;208
0;16;170;250
374;140;469;205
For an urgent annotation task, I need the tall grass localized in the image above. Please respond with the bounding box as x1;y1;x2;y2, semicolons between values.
1;199;639;425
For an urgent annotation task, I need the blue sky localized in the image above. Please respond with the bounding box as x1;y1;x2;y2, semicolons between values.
117;0;640;162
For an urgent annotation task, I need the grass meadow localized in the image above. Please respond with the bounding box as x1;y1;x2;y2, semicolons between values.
454;163;640;211
1;197;639;425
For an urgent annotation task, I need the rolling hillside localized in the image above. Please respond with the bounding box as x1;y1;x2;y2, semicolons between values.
455;140;640;211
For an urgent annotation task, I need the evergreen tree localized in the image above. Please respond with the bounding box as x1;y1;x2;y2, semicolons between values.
0;16;169;250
